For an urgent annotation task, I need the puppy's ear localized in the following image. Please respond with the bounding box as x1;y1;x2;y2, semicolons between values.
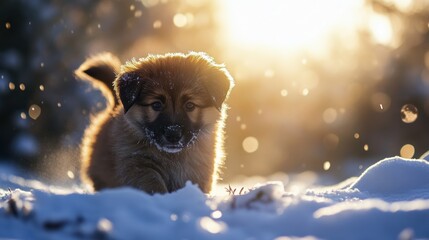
75;52;121;94
189;52;234;110
202;65;234;111
114;72;143;113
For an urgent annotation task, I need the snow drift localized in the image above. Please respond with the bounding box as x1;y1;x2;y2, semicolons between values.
1;156;429;239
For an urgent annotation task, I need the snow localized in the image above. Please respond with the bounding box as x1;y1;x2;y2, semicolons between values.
1;156;429;239
350;158;429;196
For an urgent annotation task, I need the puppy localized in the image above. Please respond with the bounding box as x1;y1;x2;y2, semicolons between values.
75;52;234;194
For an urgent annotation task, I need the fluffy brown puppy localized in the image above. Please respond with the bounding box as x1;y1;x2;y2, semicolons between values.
75;52;234;194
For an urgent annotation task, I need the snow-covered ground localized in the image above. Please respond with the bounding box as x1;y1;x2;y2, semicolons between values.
1;157;429;239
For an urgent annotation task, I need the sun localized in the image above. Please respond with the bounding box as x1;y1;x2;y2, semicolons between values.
218;0;366;53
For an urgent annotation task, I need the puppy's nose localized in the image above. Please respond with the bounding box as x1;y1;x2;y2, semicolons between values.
164;125;183;143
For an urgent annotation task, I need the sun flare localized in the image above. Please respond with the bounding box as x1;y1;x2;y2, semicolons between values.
219;0;366;52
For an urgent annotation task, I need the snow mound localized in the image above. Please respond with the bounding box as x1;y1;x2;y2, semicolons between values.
349;157;429;195
421;150;429;161
1;157;429;239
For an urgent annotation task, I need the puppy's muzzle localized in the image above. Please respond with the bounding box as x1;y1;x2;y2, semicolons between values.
164;125;183;144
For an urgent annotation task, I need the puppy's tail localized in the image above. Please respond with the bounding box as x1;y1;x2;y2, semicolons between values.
75;52;121;109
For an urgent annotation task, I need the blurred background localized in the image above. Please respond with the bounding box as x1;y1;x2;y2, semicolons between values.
1;0;429;184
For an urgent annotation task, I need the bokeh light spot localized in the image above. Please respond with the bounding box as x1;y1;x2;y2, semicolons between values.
323;108;337;124
199;217;225;234
323;161;331;171
264;69;274;78
400;144;415;158
280;89;288;97
242;137;259;153
302;88;309;96
8;82;15;90
153;20;162;29
211;210;222;219
134;10;143;18
170;214;178;221
67;170;75;179
28;104;41;120
173;13;188;28
97;218;113;233
354;133;360;139
401;104;418;123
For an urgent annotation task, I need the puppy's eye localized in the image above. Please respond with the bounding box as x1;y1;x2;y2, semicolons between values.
184;102;196;112
151;101;163;111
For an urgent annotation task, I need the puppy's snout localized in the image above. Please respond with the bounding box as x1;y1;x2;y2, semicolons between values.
164;125;183;143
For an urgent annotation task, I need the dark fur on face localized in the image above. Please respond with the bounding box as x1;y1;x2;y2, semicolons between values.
75;52;234;194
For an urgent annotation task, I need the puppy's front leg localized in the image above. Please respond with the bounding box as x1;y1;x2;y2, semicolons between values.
118;164;168;194
136;168;168;194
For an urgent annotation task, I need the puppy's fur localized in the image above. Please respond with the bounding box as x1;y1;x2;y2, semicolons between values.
75;52;234;194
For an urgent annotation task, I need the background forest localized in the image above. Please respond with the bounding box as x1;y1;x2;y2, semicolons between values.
1;0;429;184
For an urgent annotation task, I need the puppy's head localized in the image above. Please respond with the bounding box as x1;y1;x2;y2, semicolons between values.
115;52;234;153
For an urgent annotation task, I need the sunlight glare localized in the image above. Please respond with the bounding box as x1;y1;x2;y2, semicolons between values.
386;0;413;12
369;13;393;46
219;0;364;52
